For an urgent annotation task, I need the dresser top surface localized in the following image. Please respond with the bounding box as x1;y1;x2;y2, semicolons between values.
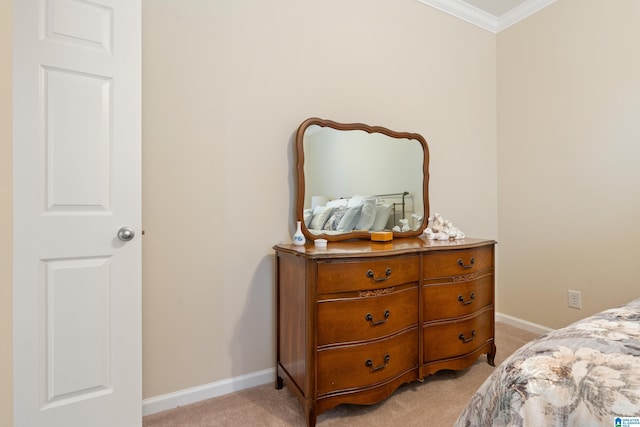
274;236;496;259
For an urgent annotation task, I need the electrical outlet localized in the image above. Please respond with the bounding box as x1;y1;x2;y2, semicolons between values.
568;290;582;309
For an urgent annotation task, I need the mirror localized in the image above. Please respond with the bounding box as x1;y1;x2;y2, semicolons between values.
296;117;429;242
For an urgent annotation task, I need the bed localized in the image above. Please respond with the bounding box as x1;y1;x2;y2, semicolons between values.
455;297;640;426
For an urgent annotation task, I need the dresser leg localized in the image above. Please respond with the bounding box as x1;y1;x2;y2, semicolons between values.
487;343;497;366
275;374;284;389
305;405;316;427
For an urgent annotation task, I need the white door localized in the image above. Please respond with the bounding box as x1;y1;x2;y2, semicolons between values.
13;0;141;426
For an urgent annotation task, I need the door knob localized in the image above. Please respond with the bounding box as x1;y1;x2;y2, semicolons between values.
117;226;135;241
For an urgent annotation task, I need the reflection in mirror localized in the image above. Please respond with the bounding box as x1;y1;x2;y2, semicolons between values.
296;118;429;242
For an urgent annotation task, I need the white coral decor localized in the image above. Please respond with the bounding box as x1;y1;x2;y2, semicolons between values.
424;213;465;240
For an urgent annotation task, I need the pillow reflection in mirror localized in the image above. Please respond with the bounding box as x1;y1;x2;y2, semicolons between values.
370;203;393;231
310;206;334;230
323;205;361;231
323;206;349;231
355;198;376;230
337;205;362;231
347;194;372;208
303;208;313;228
326;198;348;208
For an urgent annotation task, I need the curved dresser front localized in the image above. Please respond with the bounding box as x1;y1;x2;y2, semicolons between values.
274;237;496;427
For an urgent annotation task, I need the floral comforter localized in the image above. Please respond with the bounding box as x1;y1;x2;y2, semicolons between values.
455;298;640;427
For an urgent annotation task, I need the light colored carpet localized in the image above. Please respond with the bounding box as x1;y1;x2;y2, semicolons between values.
143;322;538;426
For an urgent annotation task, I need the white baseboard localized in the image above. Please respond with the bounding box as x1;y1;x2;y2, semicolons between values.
496;311;553;335
142;367;275;416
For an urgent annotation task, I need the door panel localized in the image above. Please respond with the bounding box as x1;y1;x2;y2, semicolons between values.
13;0;141;426
44;67;112;211
46;0;113;51
43;256;112;408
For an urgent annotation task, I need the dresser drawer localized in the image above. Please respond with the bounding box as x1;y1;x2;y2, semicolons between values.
422;308;493;363
422;246;493;279
317;287;418;346
316;255;419;294
422;273;493;322
317;329;418;396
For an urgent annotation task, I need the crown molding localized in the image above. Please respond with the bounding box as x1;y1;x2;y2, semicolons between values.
416;0;557;33
417;0;499;32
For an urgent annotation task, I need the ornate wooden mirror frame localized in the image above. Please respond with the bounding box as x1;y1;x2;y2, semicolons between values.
296;117;430;242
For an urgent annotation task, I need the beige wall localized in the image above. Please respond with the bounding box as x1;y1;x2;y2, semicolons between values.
141;0;497;398
0;0;12;424
497;0;640;329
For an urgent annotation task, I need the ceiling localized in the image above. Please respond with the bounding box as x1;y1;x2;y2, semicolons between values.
417;0;557;33
462;0;529;17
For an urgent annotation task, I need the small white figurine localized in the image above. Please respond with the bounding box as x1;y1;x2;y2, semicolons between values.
411;213;423;231
393;219;411;233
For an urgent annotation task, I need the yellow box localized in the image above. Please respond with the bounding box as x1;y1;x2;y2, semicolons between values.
371;231;393;242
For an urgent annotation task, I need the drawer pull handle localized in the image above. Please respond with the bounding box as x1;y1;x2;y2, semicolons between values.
457;257;475;269
457;293;476;305
458;330;477;343
366;268;392;282
365;310;391;325
365;354;390;372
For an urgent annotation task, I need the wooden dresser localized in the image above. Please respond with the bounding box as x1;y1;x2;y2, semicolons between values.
274;237;496;426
